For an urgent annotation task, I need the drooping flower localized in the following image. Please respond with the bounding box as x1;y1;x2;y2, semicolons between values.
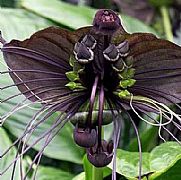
0;9;181;179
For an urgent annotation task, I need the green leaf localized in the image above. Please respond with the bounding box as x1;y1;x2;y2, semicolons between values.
108;142;181;179
0;8;84;164
0;8;52;41
21;0;158;34
21;0;95;29
129;126;158;152
151;160;181;180
121;15;158;34
108;149;150;179
72;172;85;180
0;128;27;180
149;142;181;179
36;166;74;180
129;113;159;152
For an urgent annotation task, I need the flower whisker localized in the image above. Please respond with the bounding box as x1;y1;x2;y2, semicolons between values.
129;94;178;127
0;104;54;158
0;102;78;176
132;85;181;108
0;113;64;176
112;113;121;180
1;101;42;126
143;112;181;144
1;85;67;103
19;104;80;179
0;92;83;158
1;89;85;126
124;109;142;180
0;67;45;106
1;91;82;157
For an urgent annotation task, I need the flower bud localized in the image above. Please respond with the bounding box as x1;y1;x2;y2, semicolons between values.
81;35;97;49
103;44;119;62
87;140;113;167
73;42;94;64
73;123;97;148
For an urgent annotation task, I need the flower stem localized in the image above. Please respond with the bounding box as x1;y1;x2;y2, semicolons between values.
98;84;104;148
92;166;103;180
160;6;173;41
87;76;99;127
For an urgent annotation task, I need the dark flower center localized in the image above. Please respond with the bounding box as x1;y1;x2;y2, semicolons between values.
66;9;136;167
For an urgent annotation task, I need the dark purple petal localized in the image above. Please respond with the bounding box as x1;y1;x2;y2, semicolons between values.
1;26;91;103
122;33;181;104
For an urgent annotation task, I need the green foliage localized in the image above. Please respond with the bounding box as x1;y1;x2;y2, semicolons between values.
0;0;15;7
0;128;27;179
129;126;158;152
21;0;157;34
21;0;95;29
36;166;74;180
108;142;181;180
149;0;173;8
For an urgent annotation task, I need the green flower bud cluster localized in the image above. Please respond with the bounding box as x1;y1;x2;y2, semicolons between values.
65;56;86;90
114;56;136;98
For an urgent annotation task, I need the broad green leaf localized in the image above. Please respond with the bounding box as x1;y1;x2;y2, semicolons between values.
72;172;85;180
21;0;157;34
108;142;181;179
0;8;84;164
121;15;158;34
149;142;181;179
108;149;150;179
152;160;181;180
0;0;15;7
129;126;158;152
36;166;74;180
0;8;53;41
21;0;95;29
0;128;27;180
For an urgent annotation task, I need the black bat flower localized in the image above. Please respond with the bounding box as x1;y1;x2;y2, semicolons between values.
1;9;181;180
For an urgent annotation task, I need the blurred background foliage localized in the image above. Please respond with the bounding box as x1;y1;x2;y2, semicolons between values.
0;0;181;180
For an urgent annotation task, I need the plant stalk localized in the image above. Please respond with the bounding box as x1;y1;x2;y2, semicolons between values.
92;166;103;180
160;6;173;42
